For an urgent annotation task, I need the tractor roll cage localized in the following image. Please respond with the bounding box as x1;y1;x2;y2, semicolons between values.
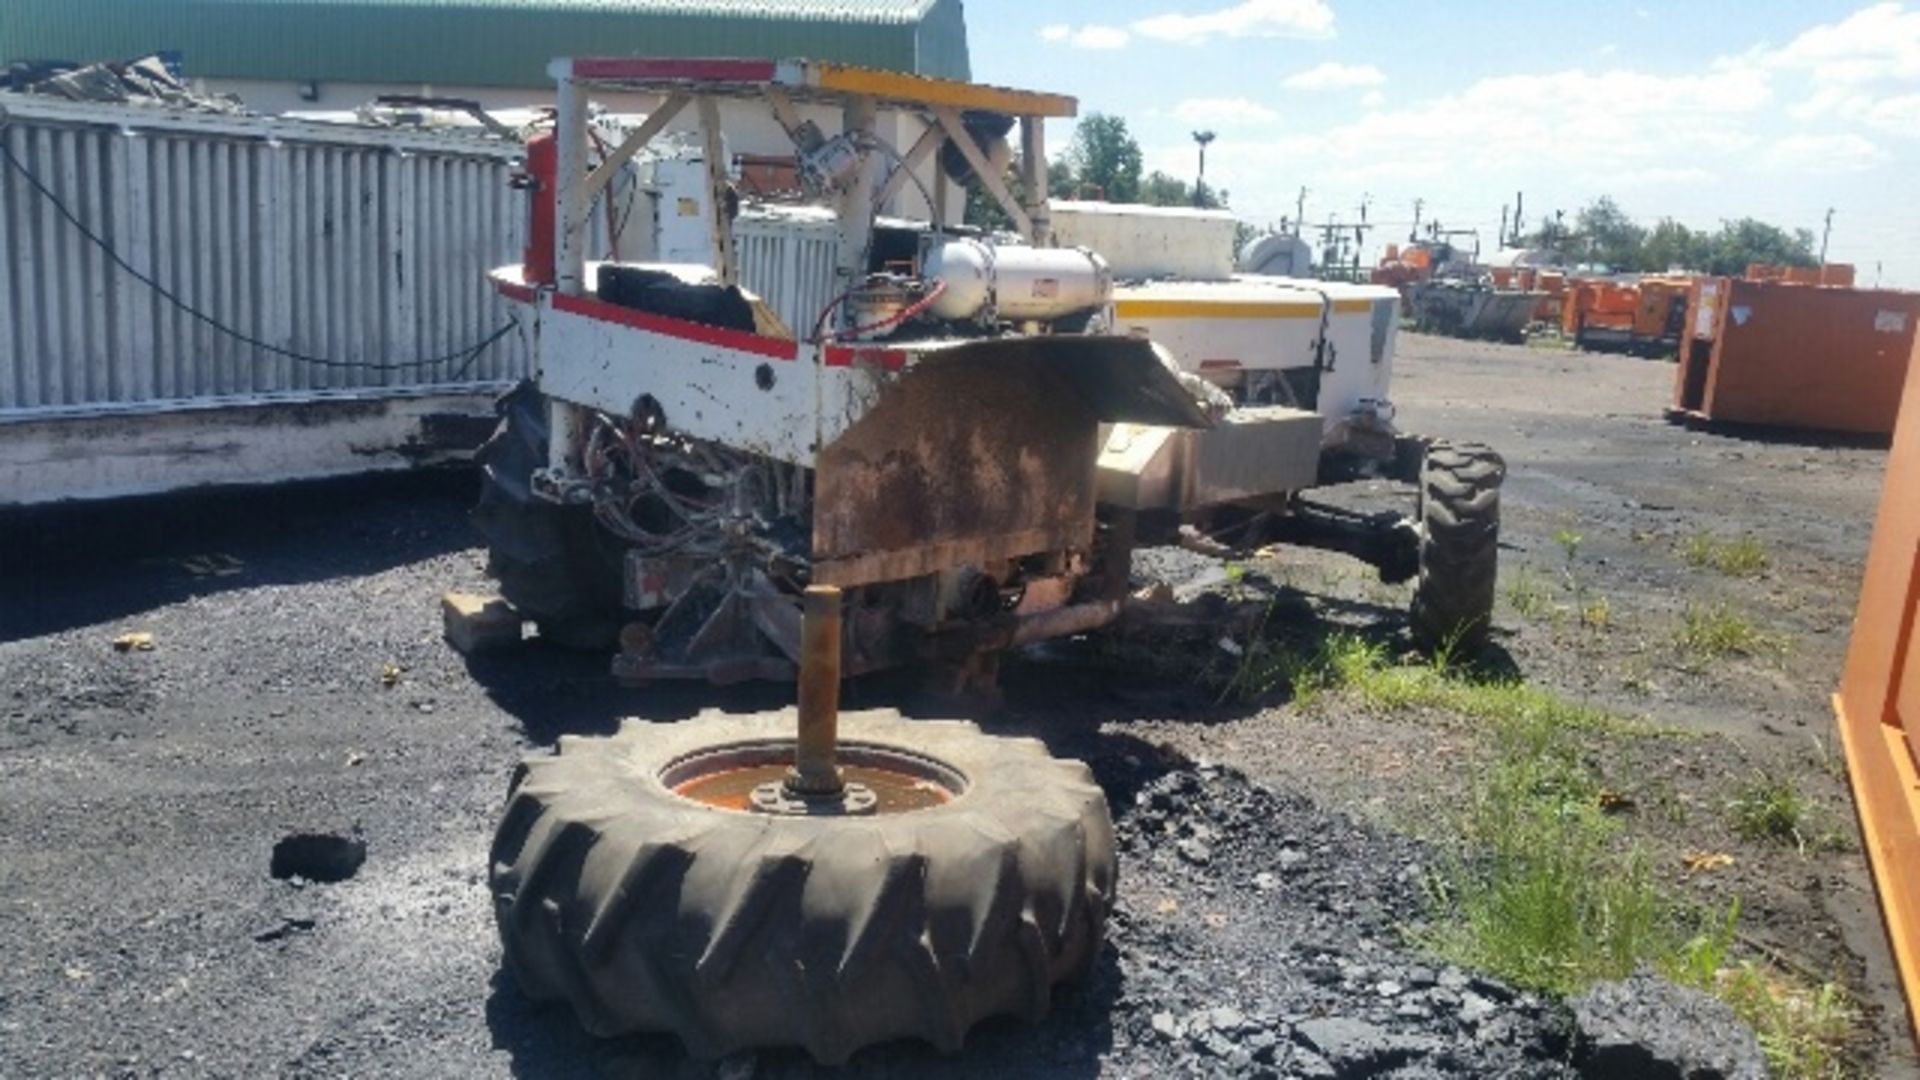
545;57;1078;300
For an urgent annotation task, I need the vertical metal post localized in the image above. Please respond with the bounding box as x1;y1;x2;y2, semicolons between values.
831;96;878;314
788;585;844;795
1019;115;1049;246
553;70;590;297
696;96;737;287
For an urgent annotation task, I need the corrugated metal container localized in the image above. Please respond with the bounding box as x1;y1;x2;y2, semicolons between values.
0;0;969;87
1833;324;1920;1043
732;208;840;340
0;97;530;419
1672;277;1920;435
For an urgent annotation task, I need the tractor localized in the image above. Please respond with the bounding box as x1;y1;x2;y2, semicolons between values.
475;57;1503;1063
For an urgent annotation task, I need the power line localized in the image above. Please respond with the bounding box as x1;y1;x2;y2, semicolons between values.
0;137;518;377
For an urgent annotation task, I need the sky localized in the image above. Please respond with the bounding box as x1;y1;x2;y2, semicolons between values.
964;0;1920;286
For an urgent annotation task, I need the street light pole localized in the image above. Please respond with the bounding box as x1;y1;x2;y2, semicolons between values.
1191;129;1215;208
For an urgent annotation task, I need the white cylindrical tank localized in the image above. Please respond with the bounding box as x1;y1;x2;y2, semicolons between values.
922;238;1112;321
1237;232;1314;277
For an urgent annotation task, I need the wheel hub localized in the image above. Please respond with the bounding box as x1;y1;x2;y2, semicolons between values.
664;741;963;815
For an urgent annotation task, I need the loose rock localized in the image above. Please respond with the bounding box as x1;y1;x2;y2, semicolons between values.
1569;972;1766;1080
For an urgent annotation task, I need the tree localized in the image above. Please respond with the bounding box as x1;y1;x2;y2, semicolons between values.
1641;218;1703;273
1571;196;1647;270
1522;197;1819;276
1702;219;1816;276
1062;113;1143;203
1139;170;1191;206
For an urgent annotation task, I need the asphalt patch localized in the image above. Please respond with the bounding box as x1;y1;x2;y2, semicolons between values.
270;832;366;884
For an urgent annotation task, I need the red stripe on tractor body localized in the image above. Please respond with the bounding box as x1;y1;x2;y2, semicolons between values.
551;293;800;361
823;346;908;371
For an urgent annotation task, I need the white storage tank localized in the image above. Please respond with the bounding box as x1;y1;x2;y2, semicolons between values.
1050;200;1238;281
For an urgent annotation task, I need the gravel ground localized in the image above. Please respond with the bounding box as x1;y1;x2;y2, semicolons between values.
1;334;1913;1077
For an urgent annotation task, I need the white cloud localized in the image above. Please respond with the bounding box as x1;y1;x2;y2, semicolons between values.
1141;64;1776;222
1865;93;1920;132
1763;132;1886;173
1072;24;1131;49
1172;97;1281;124
1748;3;1920;125
1283;61;1387;91
1361;90;1387;108
1036;22;1131;49
1133;0;1335;45
1765;1;1920;87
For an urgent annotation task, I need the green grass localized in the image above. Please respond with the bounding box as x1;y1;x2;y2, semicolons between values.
1727;771;1854;856
1729;771;1813;848
1716;963;1858;1079
1504;566;1555;620
1682;532;1773;577
1222;628;1860;1074
1676;603;1784;664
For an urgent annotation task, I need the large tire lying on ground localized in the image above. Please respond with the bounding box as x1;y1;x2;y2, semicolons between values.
470;382;623;649
1410;441;1505;651
490;708;1117;1063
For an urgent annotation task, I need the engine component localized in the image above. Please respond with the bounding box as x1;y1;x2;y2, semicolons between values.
921;238;1112;323
792;120;864;195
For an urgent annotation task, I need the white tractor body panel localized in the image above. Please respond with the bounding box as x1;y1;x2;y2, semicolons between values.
1111;277;1400;433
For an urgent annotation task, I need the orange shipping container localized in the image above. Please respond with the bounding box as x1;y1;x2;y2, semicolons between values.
1833;323;1920;1041
1672;279;1920;435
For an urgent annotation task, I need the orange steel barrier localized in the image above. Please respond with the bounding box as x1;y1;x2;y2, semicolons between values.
1834;326;1920;1042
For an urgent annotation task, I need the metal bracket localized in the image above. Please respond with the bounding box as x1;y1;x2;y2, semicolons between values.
932;105;1032;239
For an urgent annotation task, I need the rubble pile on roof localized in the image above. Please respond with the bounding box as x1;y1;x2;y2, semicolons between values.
3;54;247;113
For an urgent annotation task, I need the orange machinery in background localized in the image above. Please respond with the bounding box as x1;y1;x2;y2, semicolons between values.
1833;322;1920;1043
1563;277;1690;355
1673;276;1920;435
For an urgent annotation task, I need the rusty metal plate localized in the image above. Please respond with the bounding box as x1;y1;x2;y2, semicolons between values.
901;335;1214;428
812;343;1111;587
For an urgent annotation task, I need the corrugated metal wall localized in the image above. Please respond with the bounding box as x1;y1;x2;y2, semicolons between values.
0;100;531;419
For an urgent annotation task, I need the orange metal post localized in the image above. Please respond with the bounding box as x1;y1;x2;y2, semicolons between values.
1834;324;1920;1044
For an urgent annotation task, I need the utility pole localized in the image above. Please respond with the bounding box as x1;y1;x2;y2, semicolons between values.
1191;130;1215;208
1513;190;1525;243
1820;207;1835;265
1295;186;1308;233
1499;205;1509;249
1411;197;1424;243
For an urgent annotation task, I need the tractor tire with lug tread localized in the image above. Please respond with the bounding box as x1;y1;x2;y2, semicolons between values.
471;382;624;650
489;708;1117;1063
1410;440;1505;650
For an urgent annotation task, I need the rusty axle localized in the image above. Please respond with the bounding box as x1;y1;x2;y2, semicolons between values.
786;585;845;796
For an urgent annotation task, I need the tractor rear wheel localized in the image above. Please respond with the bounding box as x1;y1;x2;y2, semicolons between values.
489;708;1116;1063
1410;441;1505;651
471;382;624;649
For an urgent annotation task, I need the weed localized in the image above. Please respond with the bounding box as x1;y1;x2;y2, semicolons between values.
1422;689;1676;995
1727;772;1854;856
1676;603;1783;664
1729;771;1811;849
1554;527;1585;569
1580;595;1613;630
1715;963;1857;1079
1504;566;1555;620
1682;533;1772;577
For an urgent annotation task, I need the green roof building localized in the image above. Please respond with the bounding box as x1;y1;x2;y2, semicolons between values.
1;0;970;94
